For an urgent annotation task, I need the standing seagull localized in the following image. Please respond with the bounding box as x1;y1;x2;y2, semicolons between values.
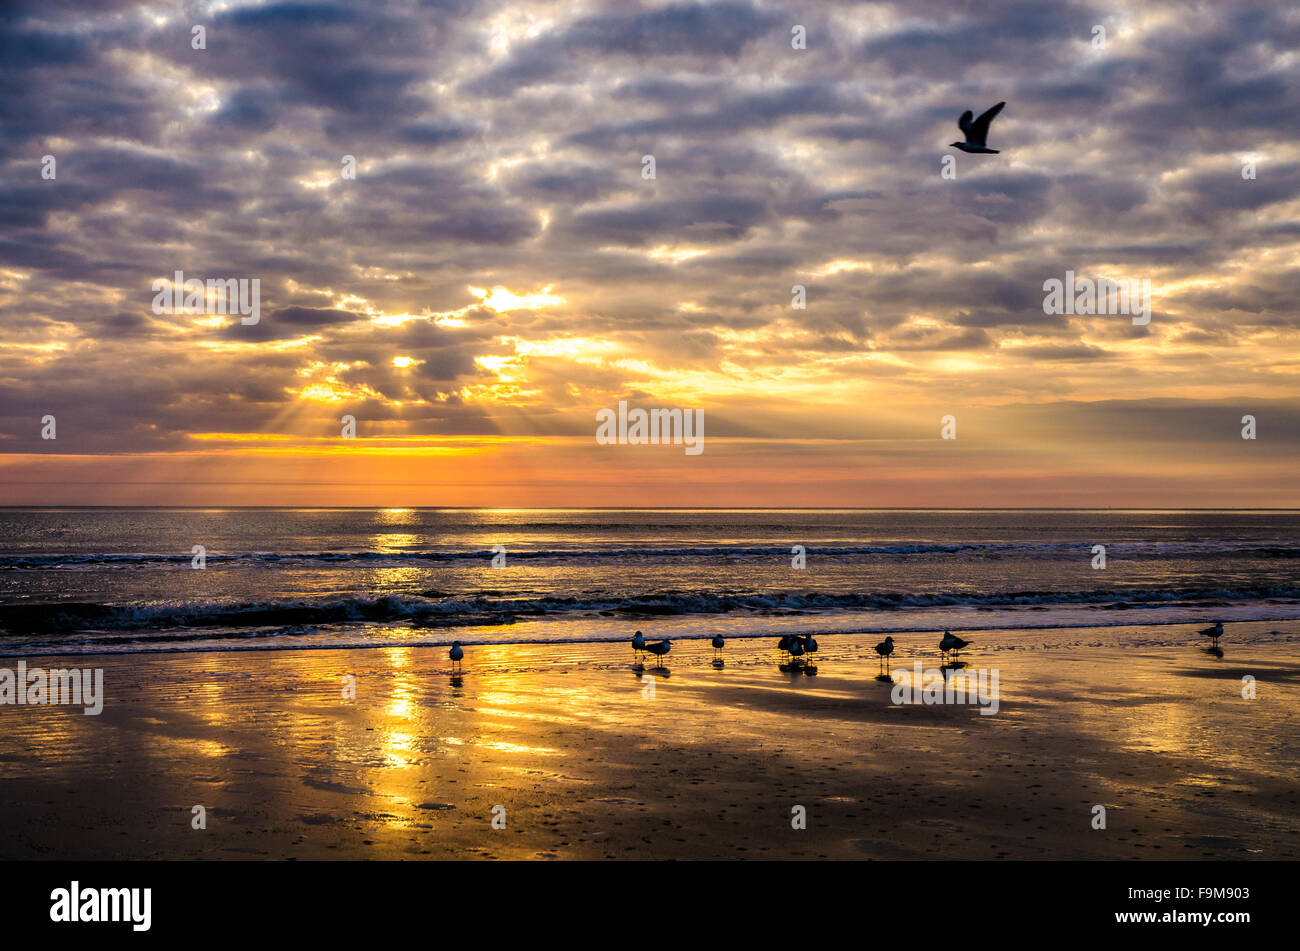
950;101;1005;154
1198;621;1224;648
632;630;647;665
644;638;672;669
875;636;895;673
789;638;805;663
711;634;725;660
449;641;464;673
939;629;970;661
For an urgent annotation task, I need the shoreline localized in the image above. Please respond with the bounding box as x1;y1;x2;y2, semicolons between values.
3;611;1297;658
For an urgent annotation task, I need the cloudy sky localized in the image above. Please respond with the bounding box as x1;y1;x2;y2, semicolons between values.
1;0;1297;506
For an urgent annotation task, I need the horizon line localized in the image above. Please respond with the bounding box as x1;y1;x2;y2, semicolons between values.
2;506;1297;512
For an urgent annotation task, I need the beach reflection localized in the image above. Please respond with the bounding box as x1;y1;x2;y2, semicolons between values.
370;533;419;551
3;625;1298;861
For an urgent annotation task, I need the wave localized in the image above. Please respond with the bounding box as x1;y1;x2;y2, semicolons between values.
0;545;1021;567
3;585;1298;634
2;540;1297;569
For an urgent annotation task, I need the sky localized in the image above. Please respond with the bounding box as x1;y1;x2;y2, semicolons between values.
1;0;1297;507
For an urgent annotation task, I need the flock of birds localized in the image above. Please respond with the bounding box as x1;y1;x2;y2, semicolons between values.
624;628;976;673
444;626;983;673
443;620;1232;673
445;625;980;672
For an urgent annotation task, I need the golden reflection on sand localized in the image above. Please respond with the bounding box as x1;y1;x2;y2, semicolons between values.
476;740;558;756
380;729;416;768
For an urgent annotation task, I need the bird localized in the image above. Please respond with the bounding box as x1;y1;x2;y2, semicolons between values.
940;629;970;661
644;638;672;668
632;630;647;664
780;634;800;665
449;641;464;673
802;635;819;658
1198;621;1224;648
874;636;895;672
777;634;794;660
711;634;725;660
950;101;1005;154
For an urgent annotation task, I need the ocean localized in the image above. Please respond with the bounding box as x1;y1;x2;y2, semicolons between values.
0;508;1296;656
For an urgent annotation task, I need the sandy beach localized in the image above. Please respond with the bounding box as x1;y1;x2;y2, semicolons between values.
2;619;1297;861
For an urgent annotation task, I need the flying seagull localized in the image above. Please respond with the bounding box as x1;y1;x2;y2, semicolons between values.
951;101;1005;154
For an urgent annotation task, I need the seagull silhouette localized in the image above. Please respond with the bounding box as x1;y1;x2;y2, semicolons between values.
874;636;895;673
644;638;672;668
939;629;970;660
1198;621;1224;648
951;101;1005;154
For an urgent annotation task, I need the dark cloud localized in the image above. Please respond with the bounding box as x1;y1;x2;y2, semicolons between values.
562;195;768;246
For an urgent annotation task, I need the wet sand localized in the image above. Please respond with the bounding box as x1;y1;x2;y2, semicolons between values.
2;621;1298;860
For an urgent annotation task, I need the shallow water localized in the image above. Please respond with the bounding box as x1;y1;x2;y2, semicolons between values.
1;508;1296;655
